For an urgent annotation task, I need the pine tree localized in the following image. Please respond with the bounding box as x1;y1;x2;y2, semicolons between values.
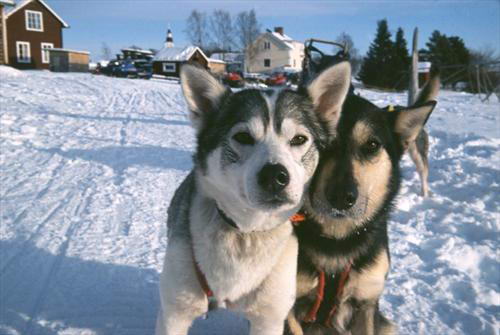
425;30;470;85
358;19;395;88
391;27;410;89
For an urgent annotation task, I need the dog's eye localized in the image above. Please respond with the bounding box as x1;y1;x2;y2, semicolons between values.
362;140;381;154
233;132;255;145
290;135;308;146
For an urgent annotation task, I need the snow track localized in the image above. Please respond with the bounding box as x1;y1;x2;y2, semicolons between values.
0;68;498;334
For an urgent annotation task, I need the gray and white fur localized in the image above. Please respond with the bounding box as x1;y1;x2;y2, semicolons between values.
155;62;352;335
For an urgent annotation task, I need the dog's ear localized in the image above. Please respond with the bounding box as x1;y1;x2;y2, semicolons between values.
414;71;440;105
180;64;228;132
308;61;351;131
394;101;437;150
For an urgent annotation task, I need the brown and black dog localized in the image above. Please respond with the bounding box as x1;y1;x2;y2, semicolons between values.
287;75;439;335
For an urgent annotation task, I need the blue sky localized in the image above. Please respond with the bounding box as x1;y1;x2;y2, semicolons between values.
46;0;500;61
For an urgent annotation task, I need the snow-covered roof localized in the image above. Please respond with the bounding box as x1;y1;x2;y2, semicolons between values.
270;32;295;48
0;0;15;6
208;58;225;64
121;48;153;55
153;46;207;62
5;0;69;28
263;31;299;50
49;48;90;55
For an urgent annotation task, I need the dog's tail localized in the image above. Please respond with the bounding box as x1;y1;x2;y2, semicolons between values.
414;68;440;105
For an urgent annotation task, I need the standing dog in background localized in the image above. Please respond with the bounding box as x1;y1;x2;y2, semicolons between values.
407;74;440;196
287;75;439;335
155;62;352;335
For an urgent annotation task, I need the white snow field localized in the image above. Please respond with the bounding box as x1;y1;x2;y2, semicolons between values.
0;66;498;335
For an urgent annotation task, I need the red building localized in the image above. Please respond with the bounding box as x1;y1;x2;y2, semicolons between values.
4;0;68;69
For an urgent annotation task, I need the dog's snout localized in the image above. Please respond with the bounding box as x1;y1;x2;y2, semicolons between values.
327;184;358;210
258;163;290;193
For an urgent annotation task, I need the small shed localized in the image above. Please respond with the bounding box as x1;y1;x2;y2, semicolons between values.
418;61;432;85
49;48;89;72
210;52;244;73
208;58;226;75
152;46;208;77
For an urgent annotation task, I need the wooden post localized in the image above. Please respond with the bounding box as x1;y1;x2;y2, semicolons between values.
408;28;419;106
476;65;481;95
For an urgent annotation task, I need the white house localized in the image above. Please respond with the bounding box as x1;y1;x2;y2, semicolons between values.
245;27;304;74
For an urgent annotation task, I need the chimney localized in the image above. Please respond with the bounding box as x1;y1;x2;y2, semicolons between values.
165;29;174;48
274;27;284;36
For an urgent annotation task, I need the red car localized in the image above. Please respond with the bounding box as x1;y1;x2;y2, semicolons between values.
223;72;245;88
266;73;287;86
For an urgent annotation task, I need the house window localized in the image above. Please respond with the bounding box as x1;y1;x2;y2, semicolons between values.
163;62;176;73
25;10;43;32
16;41;31;63
41;43;53;64
263;42;271;50
264;59;271;67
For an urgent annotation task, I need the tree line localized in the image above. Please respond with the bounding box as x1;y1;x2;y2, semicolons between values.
185;9;261;55
358;19;499;91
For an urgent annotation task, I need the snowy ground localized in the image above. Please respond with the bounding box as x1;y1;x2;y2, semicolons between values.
0;67;498;335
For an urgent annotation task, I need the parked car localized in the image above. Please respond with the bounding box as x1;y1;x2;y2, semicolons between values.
101;60;121;76
244;72;269;84
266;72;287;86
134;60;153;79
223;72;244;88
115;60;138;78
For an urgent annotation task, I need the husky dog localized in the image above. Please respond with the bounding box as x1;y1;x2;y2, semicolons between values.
287;75;439;335
407;73;440;197
155;62;352;335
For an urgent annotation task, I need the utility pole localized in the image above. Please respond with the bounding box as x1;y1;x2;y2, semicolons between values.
408;28;419;106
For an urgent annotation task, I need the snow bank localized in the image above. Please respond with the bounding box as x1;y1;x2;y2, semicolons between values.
0;65;26;78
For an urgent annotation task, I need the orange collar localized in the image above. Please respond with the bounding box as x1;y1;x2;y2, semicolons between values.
290;212;306;225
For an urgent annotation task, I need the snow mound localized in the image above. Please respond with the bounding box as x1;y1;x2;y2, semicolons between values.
0;65;26;78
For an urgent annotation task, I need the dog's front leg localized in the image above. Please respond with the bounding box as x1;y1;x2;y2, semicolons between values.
245;235;298;335
348;301;378;335
155;241;208;335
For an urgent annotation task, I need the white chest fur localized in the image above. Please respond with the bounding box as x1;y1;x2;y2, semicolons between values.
189;193;293;303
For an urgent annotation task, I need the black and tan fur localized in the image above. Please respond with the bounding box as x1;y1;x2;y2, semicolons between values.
287;76;439;335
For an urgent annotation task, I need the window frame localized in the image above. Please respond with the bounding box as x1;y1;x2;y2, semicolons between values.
16;41;31;63
264;59;271;67
263;41;271;50
41;42;54;64
162;62;176;73
25;10;44;32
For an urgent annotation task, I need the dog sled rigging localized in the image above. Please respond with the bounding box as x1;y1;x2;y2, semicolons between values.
300;38;350;89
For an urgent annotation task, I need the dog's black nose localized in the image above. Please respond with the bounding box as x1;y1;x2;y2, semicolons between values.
327;185;358;210
258;163;290;193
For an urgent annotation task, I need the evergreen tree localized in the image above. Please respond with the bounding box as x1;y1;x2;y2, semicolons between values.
424;30;470;85
358;19;395;88
391;27;410;89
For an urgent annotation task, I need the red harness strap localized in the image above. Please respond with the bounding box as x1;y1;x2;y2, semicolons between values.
192;251;213;297
304;263;352;328
303;270;325;322
324;262;352;327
